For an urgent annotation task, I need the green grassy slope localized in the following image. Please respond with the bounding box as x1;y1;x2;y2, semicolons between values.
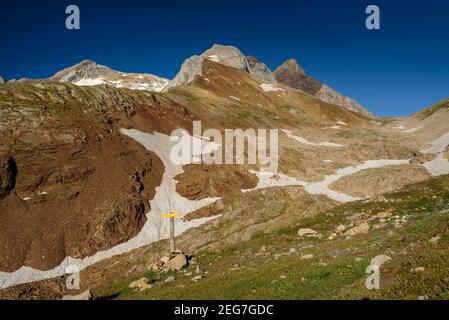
92;175;449;300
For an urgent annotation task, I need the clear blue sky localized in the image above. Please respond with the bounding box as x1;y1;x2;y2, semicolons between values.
1;0;448;116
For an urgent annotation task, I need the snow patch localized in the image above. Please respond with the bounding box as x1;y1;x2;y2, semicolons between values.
208;55;220;62
421;132;449;155
243;159;410;203
421;132;449;176
423;155;449;176
260;83;284;93
0;129;221;289
282;130;345;148
404;126;423;133
73;78;106;86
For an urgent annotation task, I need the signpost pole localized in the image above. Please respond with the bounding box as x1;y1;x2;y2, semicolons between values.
169;216;176;253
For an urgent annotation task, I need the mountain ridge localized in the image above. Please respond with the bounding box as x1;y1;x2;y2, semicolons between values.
50;60;169;92
274;59;374;118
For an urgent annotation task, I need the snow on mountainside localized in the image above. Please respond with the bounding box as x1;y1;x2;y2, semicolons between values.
50;60;169;92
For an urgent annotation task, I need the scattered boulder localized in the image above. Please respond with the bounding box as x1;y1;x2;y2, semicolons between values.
129;277;152;291
192;275;204;282
328;233;337;240
377;211;392;219
429;236;441;245
346;223;370;237
300;254;315;260
289;247;298;254
297;228;318;237
165;276;176;283
160;256;170;264
62;290;92;300
336;224;346;233
149;253;191;273
411;267;425;273
165;253;188;271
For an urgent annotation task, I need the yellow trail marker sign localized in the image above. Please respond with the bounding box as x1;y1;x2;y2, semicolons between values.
162;211;180;253
162;211;180;219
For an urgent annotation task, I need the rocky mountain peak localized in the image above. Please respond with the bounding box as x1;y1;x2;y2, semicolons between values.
165;44;251;90
50;60;111;83
49;60;169;92
0;76;5;84
276;58;306;76
275;58;375;118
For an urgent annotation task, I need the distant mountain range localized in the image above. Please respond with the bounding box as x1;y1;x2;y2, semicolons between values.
21;44;373;117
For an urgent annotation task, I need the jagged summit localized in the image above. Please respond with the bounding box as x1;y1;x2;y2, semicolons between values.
50;60;169;92
277;58;306;75
164;44;251;90
274;59;321;95
165;44;374;117
274;59;375;118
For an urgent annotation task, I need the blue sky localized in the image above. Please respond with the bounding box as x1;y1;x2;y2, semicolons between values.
0;0;448;116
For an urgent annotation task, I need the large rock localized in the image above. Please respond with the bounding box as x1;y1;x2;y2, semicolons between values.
0;76;5;84
0;155;17;199
62;290;92;300
129;277;152;291
297;228;318;237
165;254;188;271
165;44;251;90
346;223;370;236
274;59;374;117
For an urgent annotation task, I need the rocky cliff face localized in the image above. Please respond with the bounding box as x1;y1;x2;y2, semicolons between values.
0;77;5;85
0;154;17;200
50;60;169;92
165;44;251;90
274;59;374;118
246;56;277;83
274;59;322;95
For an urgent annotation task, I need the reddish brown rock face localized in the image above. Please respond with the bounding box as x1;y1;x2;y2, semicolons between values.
0;83;169;273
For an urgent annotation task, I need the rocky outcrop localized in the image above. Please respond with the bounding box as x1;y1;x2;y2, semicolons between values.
274;59;374;118
0;82;168;272
62;290;92;300
51;60;111;83
0;76;5;84
315;84;373;117
274;59;322;95
247;56;277;83
50;60;169;92
165;44;251;90
0;154;17;199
